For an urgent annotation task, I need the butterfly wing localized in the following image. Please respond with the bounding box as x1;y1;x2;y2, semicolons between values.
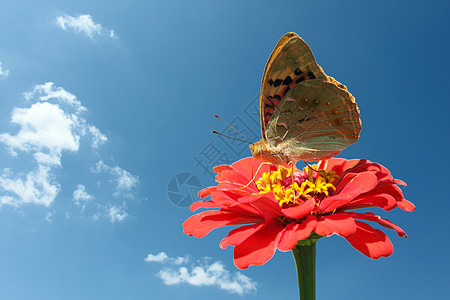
260;32;343;138
265;79;361;161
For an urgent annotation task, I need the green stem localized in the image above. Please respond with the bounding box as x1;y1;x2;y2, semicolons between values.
292;240;316;300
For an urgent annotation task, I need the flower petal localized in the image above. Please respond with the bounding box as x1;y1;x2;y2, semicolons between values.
339;193;397;211
214;157;273;190
182;210;263;238
394;179;406;186
239;193;283;220
342;212;407;237
230;157;271;178
345;159;393;182
320;172;378;213
211;158;273;193
277;215;317;251
215;182;255;195
213;164;234;173
281;198;316;219
319;158;359;177
315;213;356;237
361;183;415;212
185;156;413;269
345;221;394;259
211;190;244;204
190;190;256;212
396;198;415;212
233;220;284;269
198;186;217;198
215;169;251;186
219;223;265;249
190;200;221;212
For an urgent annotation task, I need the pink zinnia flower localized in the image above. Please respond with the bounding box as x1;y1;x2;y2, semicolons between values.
183;157;415;269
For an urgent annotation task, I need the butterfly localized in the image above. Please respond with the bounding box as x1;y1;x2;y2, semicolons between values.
249;32;362;164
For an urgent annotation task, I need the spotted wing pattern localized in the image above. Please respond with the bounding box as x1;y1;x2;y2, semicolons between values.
265;80;361;161
260;32;348;139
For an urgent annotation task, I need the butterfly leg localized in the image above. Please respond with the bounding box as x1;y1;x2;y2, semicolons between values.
251;157;256;181
240;162;274;189
290;161;296;203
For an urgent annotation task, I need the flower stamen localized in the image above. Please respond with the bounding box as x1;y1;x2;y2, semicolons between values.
255;165;338;208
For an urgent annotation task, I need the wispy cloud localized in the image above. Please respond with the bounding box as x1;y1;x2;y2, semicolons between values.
0;61;9;78
1;82;95;167
24;82;86;113
109;30;117;39
145;252;257;296
0;83;139;222
145;252;189;265
0;83;88;207
88;126;107;149
0;166;59;207
108;204;128;223
56;14;116;39
73;184;94;204
145;252;169;263
92;160;139;197
45;210;54;223
0;101;80;166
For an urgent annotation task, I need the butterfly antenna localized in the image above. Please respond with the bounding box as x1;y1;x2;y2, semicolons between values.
212;131;251;144
214;114;253;143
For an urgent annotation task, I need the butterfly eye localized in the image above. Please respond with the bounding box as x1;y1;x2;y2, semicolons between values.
294;68;303;75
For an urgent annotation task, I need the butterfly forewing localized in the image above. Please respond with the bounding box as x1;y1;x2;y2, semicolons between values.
250;32;362;163
265;80;361;161
260;32;329;137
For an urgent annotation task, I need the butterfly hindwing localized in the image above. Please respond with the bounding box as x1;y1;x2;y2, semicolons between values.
265;80;361;161
260;32;329;137
249;32;361;163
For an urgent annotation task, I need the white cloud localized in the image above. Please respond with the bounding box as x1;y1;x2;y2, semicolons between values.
56;14;116;40
145;252;169;263
24;82;86;113
109;30;117;39
92;160;139;195
73;161;138;223
45;210;54;222
0;102;80;166
88;126;107;149
0;195;15;206
0;82;140;222
173;256;190;265
145;253;257;296
72;185;133;223
0;166;59;207
73;184;94;204
0;61;9;78
144;252;189;265
108;205;128;222
0;83;106;211
57;14;102;39
114;167;139;191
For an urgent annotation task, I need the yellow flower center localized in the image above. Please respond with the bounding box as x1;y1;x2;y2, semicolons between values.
255;165;338;208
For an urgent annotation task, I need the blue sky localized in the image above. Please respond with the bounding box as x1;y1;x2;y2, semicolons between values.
0;0;449;299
